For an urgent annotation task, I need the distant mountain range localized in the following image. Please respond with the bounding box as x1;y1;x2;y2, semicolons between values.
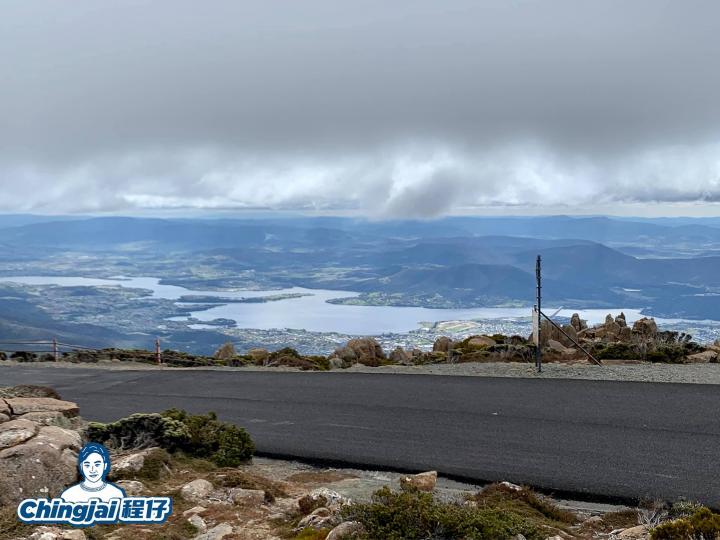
0;214;718;319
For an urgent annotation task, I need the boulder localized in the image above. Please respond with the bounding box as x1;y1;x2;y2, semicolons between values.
389;346;413;365
28;528;86;540
32;425;82;452
0;413;9;423
113;447;159;474
334;338;386;367
188;514;207;534
116;479;145;496
5;397;79;417
466;336;496;348
327;521;365;540
597;321;621;341
0;437;77;505
0;418;38;449
399;470;437;492
570;313;587;332
560;324;577;346
18;411;67;425
547;340;574;357
686;350;718;363
183;506;208;517
618;326;633;342
297;507;334;530
433;337;453;353
633;317;658;339
181;478;214;503
615;312;627;327
0;399;10;417
193;523;233;540
307;488;349;510
229;488;265;506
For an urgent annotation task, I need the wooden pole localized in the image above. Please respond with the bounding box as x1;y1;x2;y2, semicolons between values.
535;255;542;373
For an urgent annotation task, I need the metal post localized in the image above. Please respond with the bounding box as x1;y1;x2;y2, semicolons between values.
535;255;542;373
52;338;59;361
155;338;161;365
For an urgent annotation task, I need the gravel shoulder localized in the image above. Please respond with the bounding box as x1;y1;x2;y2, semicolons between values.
3;358;720;384
344;361;720;384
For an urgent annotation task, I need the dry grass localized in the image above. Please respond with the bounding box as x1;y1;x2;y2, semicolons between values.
286;471;358;485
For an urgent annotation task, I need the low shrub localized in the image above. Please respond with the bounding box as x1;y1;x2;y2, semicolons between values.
646;345;687;363
162;408;255;466
293;528;332;540
88;409;254;467
595;342;640;360
209;469;287;502
86;413;190;451
651;507;720;539
473;483;576;525
214;342;237;361
341;486;544;540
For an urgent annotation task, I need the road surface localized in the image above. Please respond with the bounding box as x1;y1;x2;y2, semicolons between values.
2;365;719;505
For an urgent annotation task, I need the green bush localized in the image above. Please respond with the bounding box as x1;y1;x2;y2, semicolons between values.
87;409;254;467
595;342;640;360
86;413;190;451
646;345;687;363
162;408;255;466
341;486;544;540
473;483;576;525
651;507;720;539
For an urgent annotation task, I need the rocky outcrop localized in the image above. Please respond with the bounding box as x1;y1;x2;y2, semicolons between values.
389;346;413;365
0;388;82;506
6;397;79;417
633;317;658;339
0;418;38;449
330;337;386;367
570;313;588;332
433;336;454;353
465;336;496;348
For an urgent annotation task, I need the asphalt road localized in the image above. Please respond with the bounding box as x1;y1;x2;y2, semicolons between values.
2;365;719;505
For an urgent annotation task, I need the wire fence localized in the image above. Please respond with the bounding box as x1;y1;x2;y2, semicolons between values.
0;338;163;364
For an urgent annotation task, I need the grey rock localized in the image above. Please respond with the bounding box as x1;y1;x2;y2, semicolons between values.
181;478;214;503
0;418;38;449
326;521;365;540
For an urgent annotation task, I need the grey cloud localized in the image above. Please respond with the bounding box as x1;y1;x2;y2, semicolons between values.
1;1;720;216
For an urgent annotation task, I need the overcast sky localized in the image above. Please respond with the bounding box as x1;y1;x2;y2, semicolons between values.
2;1;720;217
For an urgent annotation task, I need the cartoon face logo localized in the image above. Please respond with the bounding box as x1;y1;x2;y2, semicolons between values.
60;442;125;503
18;441;172;527
80;448;108;483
